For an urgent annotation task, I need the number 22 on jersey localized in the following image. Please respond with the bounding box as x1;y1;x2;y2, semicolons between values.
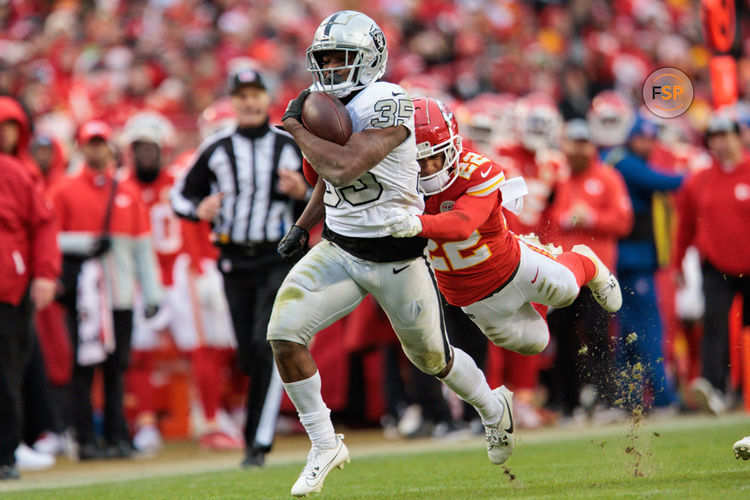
427;230;491;271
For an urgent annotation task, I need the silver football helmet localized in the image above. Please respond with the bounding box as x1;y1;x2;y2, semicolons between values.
306;10;387;98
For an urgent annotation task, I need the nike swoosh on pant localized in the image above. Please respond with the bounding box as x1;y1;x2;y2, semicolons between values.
393;265;409;274
530;267;539;284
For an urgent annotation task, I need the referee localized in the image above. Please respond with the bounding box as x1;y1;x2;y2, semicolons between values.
171;67;309;467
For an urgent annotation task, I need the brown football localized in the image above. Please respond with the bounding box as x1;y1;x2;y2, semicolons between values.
301;92;353;145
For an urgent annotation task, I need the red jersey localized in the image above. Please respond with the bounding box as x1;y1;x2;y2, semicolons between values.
496;143;568;241
127;168;217;286
673;154;750;276
546;160;633;269
419;148;521;307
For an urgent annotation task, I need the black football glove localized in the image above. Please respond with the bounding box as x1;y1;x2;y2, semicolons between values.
282;89;311;123
90;235;112;258
277;225;310;262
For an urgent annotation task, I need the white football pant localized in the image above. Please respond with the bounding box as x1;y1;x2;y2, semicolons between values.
267;240;450;375
462;240;580;355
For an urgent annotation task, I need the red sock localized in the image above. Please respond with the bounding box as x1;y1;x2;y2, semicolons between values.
558;252;597;287
128;350;156;417
506;351;539;390
191;347;222;421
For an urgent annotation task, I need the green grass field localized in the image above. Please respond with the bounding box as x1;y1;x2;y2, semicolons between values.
4;414;749;499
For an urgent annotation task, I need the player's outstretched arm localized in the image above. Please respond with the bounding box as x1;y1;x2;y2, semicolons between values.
283;119;408;187
386;193;497;240
420;193;497;240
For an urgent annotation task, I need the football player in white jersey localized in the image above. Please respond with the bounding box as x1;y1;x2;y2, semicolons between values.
268;10;513;497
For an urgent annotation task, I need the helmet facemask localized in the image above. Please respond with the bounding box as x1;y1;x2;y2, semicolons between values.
306;47;370;98
417;134;462;196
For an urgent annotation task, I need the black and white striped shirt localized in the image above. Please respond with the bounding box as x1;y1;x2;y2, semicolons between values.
171;122;304;244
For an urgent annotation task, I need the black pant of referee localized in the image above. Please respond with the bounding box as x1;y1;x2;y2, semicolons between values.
219;243;289;467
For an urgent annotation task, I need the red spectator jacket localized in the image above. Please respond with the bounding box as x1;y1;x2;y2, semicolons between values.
673;153;750;276
547;160;633;270
0;154;60;305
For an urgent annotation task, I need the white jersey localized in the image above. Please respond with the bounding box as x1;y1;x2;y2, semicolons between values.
322;82;424;238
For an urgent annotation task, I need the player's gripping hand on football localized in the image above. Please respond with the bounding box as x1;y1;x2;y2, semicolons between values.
384;208;423;238
282;89;311;127
278;225;310;262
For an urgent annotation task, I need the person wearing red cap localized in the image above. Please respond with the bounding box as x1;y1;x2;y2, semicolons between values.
674;117;750;415
50;120;162;460
0;153;60;479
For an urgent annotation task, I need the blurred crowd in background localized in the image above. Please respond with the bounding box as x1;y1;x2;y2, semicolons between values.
1;0;750;476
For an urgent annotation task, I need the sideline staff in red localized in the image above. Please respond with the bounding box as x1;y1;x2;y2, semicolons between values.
50;120;162;459
0;154;60;480
674;116;750;415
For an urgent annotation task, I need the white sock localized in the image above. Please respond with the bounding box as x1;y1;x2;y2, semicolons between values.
282;371;337;449
439;348;503;425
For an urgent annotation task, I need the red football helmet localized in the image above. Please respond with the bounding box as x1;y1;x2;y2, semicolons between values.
587;90;634;148
457;93;517;154
413;96;463;195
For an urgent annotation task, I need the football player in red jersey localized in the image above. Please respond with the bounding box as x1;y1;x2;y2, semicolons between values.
121;111;240;453
496;93;568;242
384;97;623;359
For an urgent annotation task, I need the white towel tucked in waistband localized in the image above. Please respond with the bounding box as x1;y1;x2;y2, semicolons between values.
76;259;115;366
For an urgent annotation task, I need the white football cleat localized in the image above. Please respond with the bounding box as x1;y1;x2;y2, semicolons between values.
291;434;350;497
484;386;516;465
15;443;55;471
33;431;72;456
572;244;622;312
133;424;163;454
734;436;750;460
690;377;727;415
